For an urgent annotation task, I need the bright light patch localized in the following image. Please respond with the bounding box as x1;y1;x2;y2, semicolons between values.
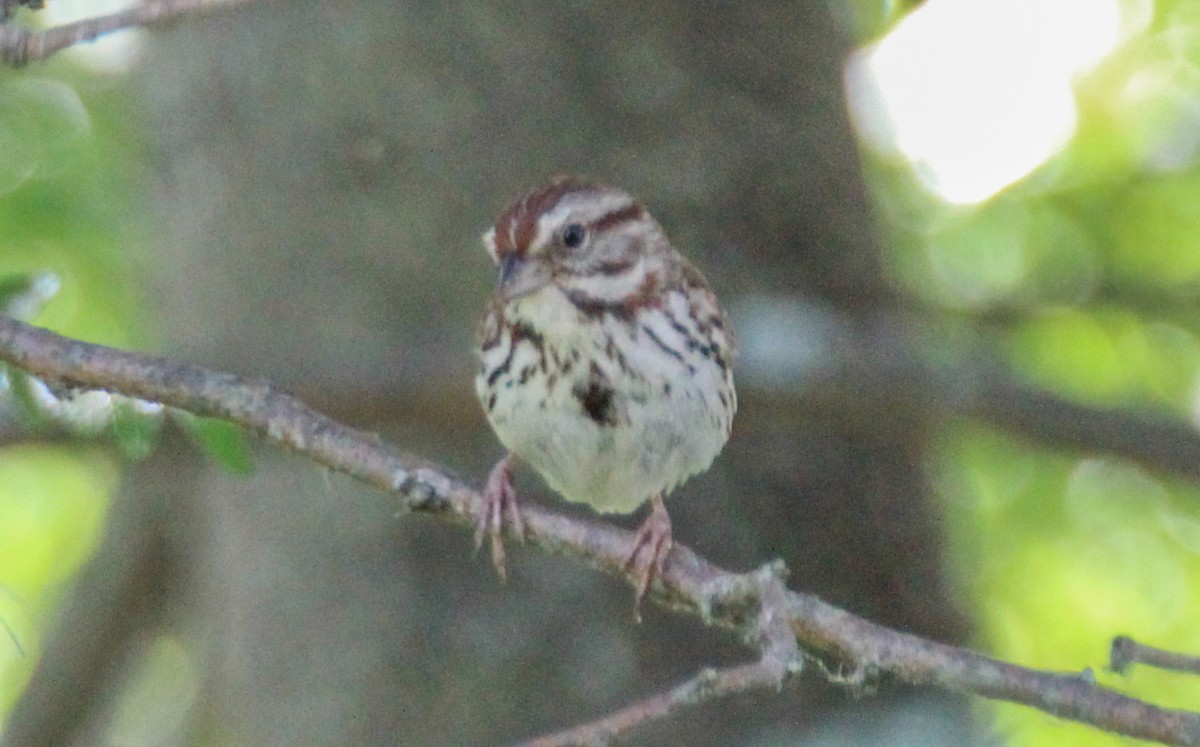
44;0;143;72
846;0;1140;204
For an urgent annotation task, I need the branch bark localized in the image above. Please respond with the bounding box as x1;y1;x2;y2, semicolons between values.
0;314;1197;746
1112;637;1200;677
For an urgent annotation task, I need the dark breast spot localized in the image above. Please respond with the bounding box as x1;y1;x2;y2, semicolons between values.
572;362;620;426
574;380;618;426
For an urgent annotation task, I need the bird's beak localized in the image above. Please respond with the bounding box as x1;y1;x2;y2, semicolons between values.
497;253;552;301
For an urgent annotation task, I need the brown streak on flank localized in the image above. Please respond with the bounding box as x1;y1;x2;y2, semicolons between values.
485;319;546;388
676;260;737;357
641;323;684;363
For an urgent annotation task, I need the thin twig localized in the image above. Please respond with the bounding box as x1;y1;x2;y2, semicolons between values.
1;314;1199;746
1112;636;1200;677
518;660;786;747
783;595;1200;745
0;0;253;65
518;564;802;747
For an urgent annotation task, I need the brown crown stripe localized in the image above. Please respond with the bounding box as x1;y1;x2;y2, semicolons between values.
492;177;587;258
491;179;645;259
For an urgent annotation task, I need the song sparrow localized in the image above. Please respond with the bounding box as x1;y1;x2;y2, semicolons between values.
475;176;736;608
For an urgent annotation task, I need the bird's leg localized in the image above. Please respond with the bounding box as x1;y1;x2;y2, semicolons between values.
625;494;673;620
475;454;526;581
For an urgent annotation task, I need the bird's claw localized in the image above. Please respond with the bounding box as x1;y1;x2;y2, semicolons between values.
625;494;673;621
476;455;525;581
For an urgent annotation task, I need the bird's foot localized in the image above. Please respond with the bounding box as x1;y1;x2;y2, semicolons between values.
625;494;673;621
475;454;525;581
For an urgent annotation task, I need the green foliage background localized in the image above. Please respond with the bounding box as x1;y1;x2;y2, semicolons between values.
858;2;1200;744
0;62;152;718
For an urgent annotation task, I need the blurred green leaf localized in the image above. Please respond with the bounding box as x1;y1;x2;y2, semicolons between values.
0;59;160;729
0;64;153;350
1110;171;1200;288
3;367;50;431
0;584;33;718
1008;310;1200;412
0;77;89;197
855;3;1200;745
0;445;116;715
108;399;163;461
0;271;58;320
174;411;255;475
935;426;1200;746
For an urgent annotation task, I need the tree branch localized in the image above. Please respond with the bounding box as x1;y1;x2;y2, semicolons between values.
0;0;252;65
742;308;1200;487
518;658;785;747
958;372;1200;483
1;314;1198;746
1112;636;1200;677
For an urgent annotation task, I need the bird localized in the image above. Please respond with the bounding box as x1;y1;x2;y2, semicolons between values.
475;176;736;610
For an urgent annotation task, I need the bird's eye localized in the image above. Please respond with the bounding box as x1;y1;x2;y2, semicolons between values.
561;223;587;249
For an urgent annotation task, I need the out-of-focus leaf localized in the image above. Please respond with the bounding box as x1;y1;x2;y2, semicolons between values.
108;399;163;461
1008;310;1200;413
0;584;32;718
936;425;1200;747
1110;171;1200;288
0;78;89;197
853;4;1200;745
0;445;115;701
174;410;255;475
0;41;155;734
3;367;50;430
0;65;152;351
0;271;58;320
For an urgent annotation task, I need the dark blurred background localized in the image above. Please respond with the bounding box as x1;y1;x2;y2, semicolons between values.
132;4;966;743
